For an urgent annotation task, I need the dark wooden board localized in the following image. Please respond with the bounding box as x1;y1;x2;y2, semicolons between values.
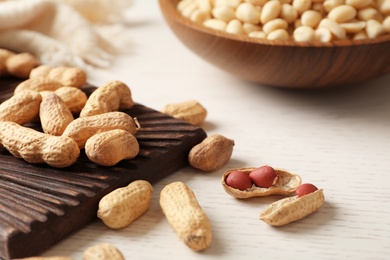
0;77;207;259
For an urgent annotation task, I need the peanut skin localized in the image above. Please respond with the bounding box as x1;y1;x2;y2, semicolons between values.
225;170;253;190
296;183;319;197
98;180;153;229
40;93;74;136
85;129;139;166
30;65;87;88
0;121;80;168
249;165;279;188
79;80;134;117
160;181;212;251
62;111;140;148
0;90;42;125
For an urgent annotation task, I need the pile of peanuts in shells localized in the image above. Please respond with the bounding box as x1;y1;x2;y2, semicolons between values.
1;48;324;259
178;0;390;42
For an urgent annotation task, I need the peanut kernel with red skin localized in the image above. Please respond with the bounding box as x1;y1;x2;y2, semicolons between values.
296;183;318;197
225;170;253;190
249;165;278;188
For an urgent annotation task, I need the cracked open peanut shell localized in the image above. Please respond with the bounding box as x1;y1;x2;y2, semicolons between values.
259;189;325;226
221;167;302;199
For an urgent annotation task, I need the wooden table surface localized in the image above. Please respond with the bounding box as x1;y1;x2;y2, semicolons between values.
43;1;390;259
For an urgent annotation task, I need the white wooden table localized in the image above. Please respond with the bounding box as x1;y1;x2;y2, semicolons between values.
44;1;390;259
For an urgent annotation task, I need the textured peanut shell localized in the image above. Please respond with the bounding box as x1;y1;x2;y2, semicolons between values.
161;100;207;126
260;189;325;226
62;111;140;148
30;65;87;88
160;181;212;251
29;65;51;78
40;93;74;136
83;243;124;260
79;80;134;117
40;87;88;114
222;167;302;199
5;52;40;78
85;129;139;166
39;91;53;98
188;134;234;172
97;180;153;229
14;78;63;94
0;48;15;75
0;121;80;168
54;86;88;114
0;90;42;125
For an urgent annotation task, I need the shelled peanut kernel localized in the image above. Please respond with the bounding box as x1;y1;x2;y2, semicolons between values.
177;0;390;42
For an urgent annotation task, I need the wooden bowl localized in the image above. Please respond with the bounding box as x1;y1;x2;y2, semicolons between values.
159;0;390;88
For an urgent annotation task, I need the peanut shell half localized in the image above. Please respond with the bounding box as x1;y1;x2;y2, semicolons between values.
259;189;325;226
221;167;302;199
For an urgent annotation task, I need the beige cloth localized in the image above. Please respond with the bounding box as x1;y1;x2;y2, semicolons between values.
0;0;132;69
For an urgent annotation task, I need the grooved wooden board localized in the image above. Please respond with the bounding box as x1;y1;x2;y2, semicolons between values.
0;77;207;260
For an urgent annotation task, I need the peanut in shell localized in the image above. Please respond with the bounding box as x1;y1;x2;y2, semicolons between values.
83;243;124;260
54;86;88;114
161;100;207;126
30;65;87;88
79;80;134;117
14;257;72;260
62;111;140;148
160;181;212;252
5;52;40;78
85;129;139;166
14;78;63;94
39;93;74;136
259;189;325;226
0;90;42;125
97;180;153;229
189;134;234;172
0;121;80;168
0;48;15;75
221;167;302;199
